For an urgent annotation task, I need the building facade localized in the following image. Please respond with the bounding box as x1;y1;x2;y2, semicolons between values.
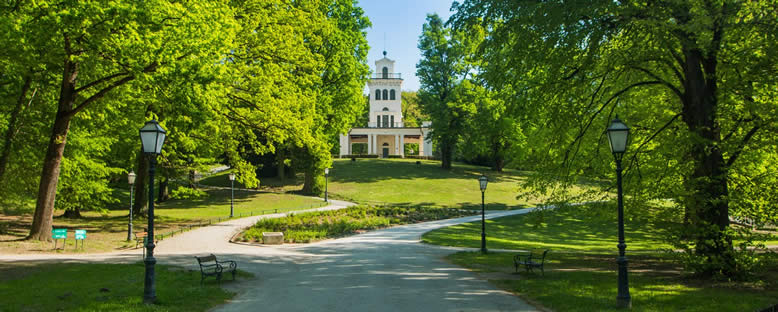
339;52;432;158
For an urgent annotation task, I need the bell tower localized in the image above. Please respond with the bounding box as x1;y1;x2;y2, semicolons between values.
366;51;403;128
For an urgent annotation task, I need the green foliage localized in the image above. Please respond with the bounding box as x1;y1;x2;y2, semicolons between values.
169;186;208;200
242;205;474;243
449;0;778;276
416;14;474;169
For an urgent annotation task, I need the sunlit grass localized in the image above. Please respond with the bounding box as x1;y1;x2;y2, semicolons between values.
0;262;236;311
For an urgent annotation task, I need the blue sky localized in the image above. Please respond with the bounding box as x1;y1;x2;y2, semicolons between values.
358;0;456;92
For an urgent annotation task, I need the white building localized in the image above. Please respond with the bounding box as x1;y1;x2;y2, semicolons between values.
339;52;433;158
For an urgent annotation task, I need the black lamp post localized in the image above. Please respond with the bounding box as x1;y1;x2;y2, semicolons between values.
228;173;235;218
127;171;136;241
324;168;329;202
139;119;166;304
479;175;488;253
606;115;631;309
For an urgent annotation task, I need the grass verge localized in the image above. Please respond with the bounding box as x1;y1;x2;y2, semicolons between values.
0;262;237;311
447;251;777;312
239;205;476;243
423;203;778;311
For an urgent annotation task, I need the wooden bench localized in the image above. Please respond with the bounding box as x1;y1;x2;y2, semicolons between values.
195;254;237;284
134;232;148;248
513;250;549;276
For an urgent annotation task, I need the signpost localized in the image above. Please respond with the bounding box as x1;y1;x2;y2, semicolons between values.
75;230;87;249
52;229;67;250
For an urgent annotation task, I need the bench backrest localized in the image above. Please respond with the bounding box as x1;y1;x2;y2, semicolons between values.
196;254;217;265
136;232;148;238
538;250;549;264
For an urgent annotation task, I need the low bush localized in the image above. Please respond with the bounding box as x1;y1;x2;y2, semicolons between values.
241;205;474;243
169;186;208;200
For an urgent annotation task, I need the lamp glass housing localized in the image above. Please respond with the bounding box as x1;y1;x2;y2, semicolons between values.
228;173;235;181
479;175;488;192
128;171;136;185
607;117;630;155
139;120;166;155
325;168;329;175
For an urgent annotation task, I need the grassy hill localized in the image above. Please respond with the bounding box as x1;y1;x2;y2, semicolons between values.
206;158;593;209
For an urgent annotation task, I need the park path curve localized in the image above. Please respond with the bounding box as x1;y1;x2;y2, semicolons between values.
0;200;540;312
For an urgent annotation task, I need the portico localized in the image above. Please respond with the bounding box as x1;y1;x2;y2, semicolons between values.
339;51;433;158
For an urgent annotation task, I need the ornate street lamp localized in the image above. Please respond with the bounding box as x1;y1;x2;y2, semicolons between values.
228;173;235;217
324;168;329;202
139;119;166;304
479;175;488;253
127;171;136;241
606;115;631;309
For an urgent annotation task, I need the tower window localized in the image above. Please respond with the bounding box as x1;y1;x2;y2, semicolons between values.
382;107;389;111
375;89;381;100
382;89;388;100
389;89;396;100
382;67;388;79
391;115;395;127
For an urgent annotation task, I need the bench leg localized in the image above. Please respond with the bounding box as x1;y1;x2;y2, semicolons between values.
232;270;236;281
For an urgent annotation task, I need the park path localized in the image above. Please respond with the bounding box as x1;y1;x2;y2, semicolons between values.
0;200;540;311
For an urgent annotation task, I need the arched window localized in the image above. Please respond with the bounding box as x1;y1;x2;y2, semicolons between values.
375;89;381;100
382;89;388;100
389;89;396;100
382;67;388;78
382;142;389;146
382;107;389;111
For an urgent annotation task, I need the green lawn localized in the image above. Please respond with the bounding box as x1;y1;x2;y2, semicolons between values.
423;202;675;252
325;158;591;209
447;252;777;312
423;203;778;311
0;189;325;254
0;262;237;311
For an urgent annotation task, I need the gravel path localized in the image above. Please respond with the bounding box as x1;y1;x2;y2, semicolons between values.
0;200;540;311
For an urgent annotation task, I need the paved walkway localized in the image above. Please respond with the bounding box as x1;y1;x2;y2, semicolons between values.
0;200;540;311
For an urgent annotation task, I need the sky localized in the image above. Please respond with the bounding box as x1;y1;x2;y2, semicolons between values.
358;0;456;92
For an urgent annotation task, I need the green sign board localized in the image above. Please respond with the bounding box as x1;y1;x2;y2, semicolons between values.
52;229;67;239
75;230;86;240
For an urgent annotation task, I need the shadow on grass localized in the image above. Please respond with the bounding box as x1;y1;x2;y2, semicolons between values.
329;159;524;184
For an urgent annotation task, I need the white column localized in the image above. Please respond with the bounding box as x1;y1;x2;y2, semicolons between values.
368;134;373;154
394;134;399;155
339;134;349;157
400;135;405;158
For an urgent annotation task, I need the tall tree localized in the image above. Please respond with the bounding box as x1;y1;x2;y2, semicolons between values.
416;14;471;169
451;0;778;276
8;1;236;241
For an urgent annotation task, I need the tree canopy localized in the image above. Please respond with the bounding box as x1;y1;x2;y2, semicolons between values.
446;0;778;277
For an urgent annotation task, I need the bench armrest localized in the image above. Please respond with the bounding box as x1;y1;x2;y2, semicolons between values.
217;260;237;271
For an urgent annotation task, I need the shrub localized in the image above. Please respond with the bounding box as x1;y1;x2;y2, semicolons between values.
169;186;208;200
242;205;474;243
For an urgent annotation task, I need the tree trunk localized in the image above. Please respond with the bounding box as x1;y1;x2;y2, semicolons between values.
680;44;734;275
62;207;82;218
441;142;452;169
158;175;169;202
28;60;78;241
277;149;285;182
0;75;32;185
133;151;148;216
302;168;314;194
